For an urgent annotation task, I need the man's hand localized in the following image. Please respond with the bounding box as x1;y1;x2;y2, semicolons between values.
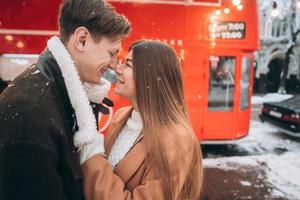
78;132;105;165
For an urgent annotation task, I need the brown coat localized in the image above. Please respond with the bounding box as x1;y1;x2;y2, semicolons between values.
81;107;201;200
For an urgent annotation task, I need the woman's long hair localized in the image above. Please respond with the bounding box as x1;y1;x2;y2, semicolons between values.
130;40;203;200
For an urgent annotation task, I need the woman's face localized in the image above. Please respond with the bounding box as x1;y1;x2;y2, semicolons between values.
115;50;136;101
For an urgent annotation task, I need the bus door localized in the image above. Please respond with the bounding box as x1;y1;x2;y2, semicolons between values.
202;49;239;140
235;53;254;138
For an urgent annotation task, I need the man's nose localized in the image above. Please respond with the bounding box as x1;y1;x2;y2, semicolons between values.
115;64;123;75
109;57;119;70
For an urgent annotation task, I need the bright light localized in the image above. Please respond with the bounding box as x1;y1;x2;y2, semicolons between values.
297;1;300;8
180;49;185;61
215;9;221;16
232;0;241;6
177;40;183;46
237;4;243;10
16;41;24;49
224;8;230;14
210;15;217;21
5;35;13;42
271;8;280;17
11;58;29;65
170;39;175;46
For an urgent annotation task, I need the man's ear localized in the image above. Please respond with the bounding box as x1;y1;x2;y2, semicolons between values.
73;27;89;52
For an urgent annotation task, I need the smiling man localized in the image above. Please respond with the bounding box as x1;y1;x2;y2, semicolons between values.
0;1;131;200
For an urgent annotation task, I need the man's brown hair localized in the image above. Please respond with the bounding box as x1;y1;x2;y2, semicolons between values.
58;0;131;43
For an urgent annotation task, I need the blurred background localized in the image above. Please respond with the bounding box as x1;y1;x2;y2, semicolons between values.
1;1;300;199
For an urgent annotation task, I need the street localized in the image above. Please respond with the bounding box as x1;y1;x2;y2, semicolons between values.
200;104;300;200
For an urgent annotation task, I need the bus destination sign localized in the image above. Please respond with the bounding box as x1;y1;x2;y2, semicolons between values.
208;21;246;39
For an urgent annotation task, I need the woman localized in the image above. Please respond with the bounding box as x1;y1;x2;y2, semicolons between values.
81;40;203;200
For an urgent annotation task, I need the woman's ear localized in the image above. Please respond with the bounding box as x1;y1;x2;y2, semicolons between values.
73;27;89;52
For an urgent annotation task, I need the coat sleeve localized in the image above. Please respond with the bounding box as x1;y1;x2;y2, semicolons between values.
0;140;69;200
81;144;194;200
82;155;159;200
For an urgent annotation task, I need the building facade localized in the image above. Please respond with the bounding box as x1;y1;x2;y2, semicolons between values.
256;0;300;93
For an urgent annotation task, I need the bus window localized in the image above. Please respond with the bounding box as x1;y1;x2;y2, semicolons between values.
208;56;236;111
0;54;38;81
240;57;251;109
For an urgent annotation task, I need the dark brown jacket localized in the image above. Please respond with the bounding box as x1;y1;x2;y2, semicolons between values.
0;49;84;200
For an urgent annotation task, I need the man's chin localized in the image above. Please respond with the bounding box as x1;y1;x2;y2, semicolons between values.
98;72;104;79
83;79;101;85
95;75;103;84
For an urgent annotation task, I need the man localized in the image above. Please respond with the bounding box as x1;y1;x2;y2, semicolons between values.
0;0;131;199
0;78;8;93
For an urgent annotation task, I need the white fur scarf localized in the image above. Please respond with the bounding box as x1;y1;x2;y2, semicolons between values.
47;36;103;149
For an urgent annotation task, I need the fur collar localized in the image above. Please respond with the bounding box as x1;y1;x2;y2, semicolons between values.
47;36;103;150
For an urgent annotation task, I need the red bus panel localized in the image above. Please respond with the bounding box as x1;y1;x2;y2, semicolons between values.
0;0;259;142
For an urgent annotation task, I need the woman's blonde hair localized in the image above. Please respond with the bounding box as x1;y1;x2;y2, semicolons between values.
130;40;203;200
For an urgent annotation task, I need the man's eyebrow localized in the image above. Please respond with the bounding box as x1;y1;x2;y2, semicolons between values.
110;49;120;54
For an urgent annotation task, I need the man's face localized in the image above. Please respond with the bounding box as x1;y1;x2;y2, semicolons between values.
76;36;121;84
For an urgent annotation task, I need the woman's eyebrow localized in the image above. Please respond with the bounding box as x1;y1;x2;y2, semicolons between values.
126;58;133;63
125;59;133;68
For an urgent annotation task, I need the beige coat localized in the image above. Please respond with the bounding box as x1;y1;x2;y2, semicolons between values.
81;107;201;200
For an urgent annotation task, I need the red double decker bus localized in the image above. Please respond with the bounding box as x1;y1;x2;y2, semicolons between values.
0;0;259;142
